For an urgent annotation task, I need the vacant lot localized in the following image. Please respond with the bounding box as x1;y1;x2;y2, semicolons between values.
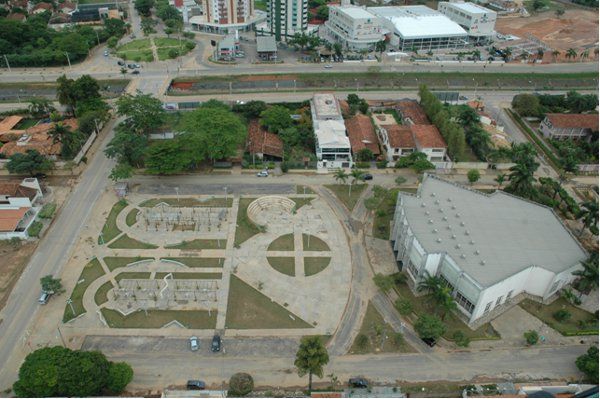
102;308;217;329
0;240;37;312
496;9;599;53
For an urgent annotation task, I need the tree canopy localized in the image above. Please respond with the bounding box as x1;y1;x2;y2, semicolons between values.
259;105;293;133
7;150;54;176
13;346;133;397
576;346;599;383
414;314;446;342
116;93;166;134
294;336;329;392
228;372;254;396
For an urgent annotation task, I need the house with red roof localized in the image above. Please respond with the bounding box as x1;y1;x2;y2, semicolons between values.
344;113;380;158
378;124;415;161
0;178;43;239
245;119;284;161
540;113;599;142
31;2;53;14
411;124;447;162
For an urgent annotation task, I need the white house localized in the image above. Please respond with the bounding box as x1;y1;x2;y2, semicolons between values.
437;1;497;43
310;93;353;170
391;174;587;328
325;5;387;51
0;178;43;240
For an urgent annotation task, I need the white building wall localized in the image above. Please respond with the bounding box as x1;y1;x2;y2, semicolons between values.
419;147;447;162
325;6;385;50
437;2;496;38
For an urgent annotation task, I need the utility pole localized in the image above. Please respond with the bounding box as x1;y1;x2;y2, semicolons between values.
95;29;100;45
64;52;72;70
66;298;75;316
3;54;11;72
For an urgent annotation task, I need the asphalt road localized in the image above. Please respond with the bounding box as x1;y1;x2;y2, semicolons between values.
93;344;587;390
0;119;117;389
134;182;296;195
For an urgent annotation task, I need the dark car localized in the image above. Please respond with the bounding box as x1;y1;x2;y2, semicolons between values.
117;60;125;66
211;335;221;352
186;380;206;390
131;70;140;74
33;173;47;179
349;378;369;388
127;63;135;69
360;173;373;181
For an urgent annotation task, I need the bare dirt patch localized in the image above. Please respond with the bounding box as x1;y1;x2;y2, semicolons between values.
0;240;37;313
496;10;599;53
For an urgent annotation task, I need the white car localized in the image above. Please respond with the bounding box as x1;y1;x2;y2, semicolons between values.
324;64;333;69
256;170;269;177
103;50;109;56
189;336;199;351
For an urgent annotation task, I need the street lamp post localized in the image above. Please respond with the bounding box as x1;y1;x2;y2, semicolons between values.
64;52;72;70
66;298;75;316
223;186;228;208
175;186;180;204
3;54;11;73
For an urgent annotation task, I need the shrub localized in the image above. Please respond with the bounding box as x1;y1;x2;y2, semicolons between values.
27;221;43;238
452;331;470;347
376;160;388;169
228;373;254;397
356;333;369;349
168;48;178;59
373;274;394;292
38;203;56;219
355;161;370;169
395;298;413;315
553;309;572;322
184;41;195;50
467;169;480;184
524;330;539;345
395;176;407;185
415;314;446;342
392;332;404;348
280;161;289;173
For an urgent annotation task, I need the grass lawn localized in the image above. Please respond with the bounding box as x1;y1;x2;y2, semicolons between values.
267;257;295;277
304;257;330;276
302;234;330;251
116;49;154;62
225;275;312;329
108;234;158;249
161;257;224;268
395;282;500;341
324;184;367;211
15;118;38;129
520;298;598;335
268;233;295;251
154;37;183;47
125;209;139;227
154;272;222;280
115;272;151;282
99;200;127;244
372;188;399;239
63;258;105;322
234;198;263;246
101;308;217;329
254;0;267;11
349;302;416;354
94;281;113;306
103;256;153;271
296;185;315;194
165;239;224;250
139;197;232;208
118;39;151;51
293;197;314;209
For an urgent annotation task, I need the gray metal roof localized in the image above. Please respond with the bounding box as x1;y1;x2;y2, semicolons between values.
400;174;587;287
256;36;277;53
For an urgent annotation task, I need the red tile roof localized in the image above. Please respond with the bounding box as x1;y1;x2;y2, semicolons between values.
385;125;415;148
246;119;284;158
6;12;26;20
397;100;429;125
545;114;599;131
0;119;77;157
32;2;53;11
0;181;38;201
0;207;30;232
345;114;380;155
0;116;23;133
411;124;447;149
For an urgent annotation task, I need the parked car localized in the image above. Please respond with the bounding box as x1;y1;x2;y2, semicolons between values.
134;63;141;68
38;291;51;305
211;335;221;352
117;60;125;66
103;50;109;56
324;64;333;69
131;70;140;75
127;64;135;69
360;173;373;181
348;378;369;388
189;336;199;351
186;380;206;390
256;170;269;177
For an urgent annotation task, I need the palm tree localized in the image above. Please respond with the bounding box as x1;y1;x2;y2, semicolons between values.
349;168;363;196
49;122;70;144
578;200;599;235
580;49;589;62
333;169;348;185
519;51;529;62
375;40;386;56
503;47;512;61
473;49;481;60
436;286;458;321
417;271;442;294
494;173;506;188
506;163;537;198
572;254;599;295
537;47;545;60
566;48;577;61
551;49;560;62
294;336;329;393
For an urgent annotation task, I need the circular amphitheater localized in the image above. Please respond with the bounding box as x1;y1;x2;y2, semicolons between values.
247;196;296;226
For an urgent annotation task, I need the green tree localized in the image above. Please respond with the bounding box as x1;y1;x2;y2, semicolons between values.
116;93;166;135
144;140;191;174
349;168;363;195
134;0;155;16
12;347;127;397
467;169;480;184
524;330;539;345
511;94;541;117
356;333;369;349
107;36;119;49
232;100;267;118
578;200;598;235
7;150;54;176
555;7;565;17
395;298;413;315
294;336;329;393
333;168;348;185
494;173;506;188
259;105;293;133
573;254;599;294
414;314;446;342
179;106;247;163
412;158;435;173
373;273;395;293
505;162;538;199
104;18;126;37
553;309;571;322
576;346;599;383
375;40;386;54
107;362;134;394
28;98;55;118
40;275;64;294
316;4;329;19
104;125;149;167
417;271;442;294
565;48;577;61
228;372;254;397
457;106;480;128
109;163;134;181
356;148;374;162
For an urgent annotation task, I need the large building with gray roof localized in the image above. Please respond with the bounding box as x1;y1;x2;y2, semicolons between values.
391;174;587;327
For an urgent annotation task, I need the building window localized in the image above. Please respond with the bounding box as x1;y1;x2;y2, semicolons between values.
406;260;419;280
483;301;492;314
495;295;504;308
455;291;474;314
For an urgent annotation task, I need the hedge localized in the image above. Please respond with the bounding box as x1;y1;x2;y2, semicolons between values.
27;221;43;238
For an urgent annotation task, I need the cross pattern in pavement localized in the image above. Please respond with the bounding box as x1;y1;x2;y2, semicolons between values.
265;231;332;278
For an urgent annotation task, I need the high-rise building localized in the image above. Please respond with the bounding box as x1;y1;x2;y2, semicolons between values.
266;0;308;41
189;0;260;33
